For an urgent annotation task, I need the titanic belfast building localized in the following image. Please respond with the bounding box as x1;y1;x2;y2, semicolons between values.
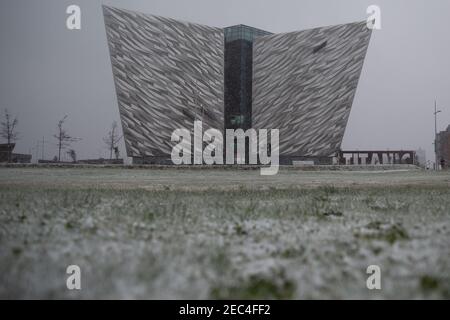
103;6;372;164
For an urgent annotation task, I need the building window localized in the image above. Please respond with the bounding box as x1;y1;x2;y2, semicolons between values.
230;115;245;126
313;40;327;53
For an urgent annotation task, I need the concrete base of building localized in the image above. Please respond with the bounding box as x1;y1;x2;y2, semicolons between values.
132;156;173;165
279;156;333;165
132;155;333;165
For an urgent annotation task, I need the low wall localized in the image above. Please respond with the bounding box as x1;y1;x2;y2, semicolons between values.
0;163;422;171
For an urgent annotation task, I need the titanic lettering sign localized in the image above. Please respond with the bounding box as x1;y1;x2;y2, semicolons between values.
338;151;415;165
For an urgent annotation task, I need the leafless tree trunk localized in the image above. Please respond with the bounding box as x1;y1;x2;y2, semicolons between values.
0;109;19;162
103;121;122;160
53;116;79;162
67;149;77;163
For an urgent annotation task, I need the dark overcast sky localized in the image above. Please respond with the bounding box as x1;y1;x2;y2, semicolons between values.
0;0;449;163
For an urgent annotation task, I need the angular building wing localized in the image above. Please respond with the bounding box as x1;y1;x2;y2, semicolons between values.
252;22;372;161
103;6;224;161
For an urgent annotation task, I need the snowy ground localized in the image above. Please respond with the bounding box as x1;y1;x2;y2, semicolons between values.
0;167;449;299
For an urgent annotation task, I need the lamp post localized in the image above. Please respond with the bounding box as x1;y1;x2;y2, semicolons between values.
434;100;442;170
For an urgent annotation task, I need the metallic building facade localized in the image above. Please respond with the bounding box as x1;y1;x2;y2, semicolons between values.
103;6;372;164
103;6;224;162
253;22;372;160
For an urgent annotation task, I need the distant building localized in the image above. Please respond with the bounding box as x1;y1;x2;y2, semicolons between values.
436;125;450;169
0;143;32;163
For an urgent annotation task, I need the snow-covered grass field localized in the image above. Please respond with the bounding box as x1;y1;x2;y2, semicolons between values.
0;167;449;299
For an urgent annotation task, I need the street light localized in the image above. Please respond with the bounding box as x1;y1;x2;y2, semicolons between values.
434;100;442;170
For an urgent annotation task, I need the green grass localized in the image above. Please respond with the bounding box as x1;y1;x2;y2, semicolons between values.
0;168;450;299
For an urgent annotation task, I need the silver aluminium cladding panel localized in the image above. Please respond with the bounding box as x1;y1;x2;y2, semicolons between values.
252;21;372;157
103;6;224;157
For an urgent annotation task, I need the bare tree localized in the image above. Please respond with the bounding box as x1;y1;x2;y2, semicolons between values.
0;109;19;162
66;149;77;163
103;121;122;160
53;116;79;162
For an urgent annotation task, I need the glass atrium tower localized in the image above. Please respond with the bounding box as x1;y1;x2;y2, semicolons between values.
224;25;272;130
